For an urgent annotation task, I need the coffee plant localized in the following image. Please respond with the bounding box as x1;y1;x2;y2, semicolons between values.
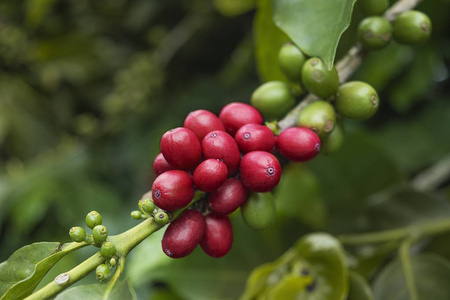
0;0;449;299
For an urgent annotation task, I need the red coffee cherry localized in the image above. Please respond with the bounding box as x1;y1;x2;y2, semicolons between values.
162;209;206;258
202;131;241;175
153;153;175;176
276;127;321;162
200;213;233;258
208;178;248;215
183;110;225;141
240;151;281;193
219;102;263;136
160;127;202;170
235;124;276;154
193;159;228;193
152;170;195;211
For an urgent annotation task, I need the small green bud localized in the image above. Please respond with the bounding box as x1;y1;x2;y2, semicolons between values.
301;57;339;99
141;198;156;214
109;258;117;267
86;211;102;229
358;17;392;50
100;242;116;259
85;234;94;245
69;226;86;243
92;225;108;243
154;211;170;225
96;264;111;281
131;210;142;220
297;100;336;139
393;10;432;45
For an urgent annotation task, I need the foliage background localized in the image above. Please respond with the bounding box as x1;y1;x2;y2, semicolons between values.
0;0;449;299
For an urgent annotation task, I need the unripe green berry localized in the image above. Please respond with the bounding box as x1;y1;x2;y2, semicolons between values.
278;43;307;83
393;10;432;45
131;210;142;220
322;118;345;155
301;58;339;99
358;17;392;50
241;192;276;230
96;264;111;281
141;198;156;214
335;81;379;120
359;0;389;16
100;242;116;259
69;226;86;243
85;211;102;229
297;100;336;139
109;258;117;267
92;225;108;243
154;211;170;225
251;81;296;120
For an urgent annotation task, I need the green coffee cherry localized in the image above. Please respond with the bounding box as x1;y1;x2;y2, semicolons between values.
92;225;108;243
100;242;116;259
393;10;432;45
359;0;389;16
251;81;296;120
96;264;111;281
69;226;86;243
358;17;392;50
297;100;336;139
86;211;102;229
335;81;379;120
278;43;307;83
241;192;276;230
154;211;170;225
131;210;143;220
322;118;345;155
141;198;156;214
301;57;339;99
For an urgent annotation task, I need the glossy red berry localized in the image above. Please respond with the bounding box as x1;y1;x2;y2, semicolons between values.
160;127;202;170
208;178;248;215
162;209;206;259
152;170;195;211
234;124;276;154
183;110;225;141
276;127;321;162
153;153;175;176
200;213;233;258
193;159;228;193
239;151;281;193
219;102;263;136
202;131;241;175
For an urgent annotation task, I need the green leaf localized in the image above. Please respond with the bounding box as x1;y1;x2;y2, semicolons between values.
0;242;86;299
267;274;311;300
275;164;327;229
253;0;290;82
273;0;357;70
54;279;136;300
348;271;373;300
240;262;278;299
373;254;450;300
293;232;349;300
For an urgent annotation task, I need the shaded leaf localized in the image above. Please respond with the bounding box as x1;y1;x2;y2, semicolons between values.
54;279;136;300
0;242;86;299
373;254;450;300
348;271;373;300
253;0;290;82
273;0;357;70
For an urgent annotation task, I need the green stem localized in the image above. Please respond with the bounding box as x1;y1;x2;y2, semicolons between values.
25;191;205;300
104;256;126;299
338;218;450;245
399;239;419;300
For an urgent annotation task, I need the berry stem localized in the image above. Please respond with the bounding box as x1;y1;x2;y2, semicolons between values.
104;256;126;299
399;238;420;300
277;0;423;132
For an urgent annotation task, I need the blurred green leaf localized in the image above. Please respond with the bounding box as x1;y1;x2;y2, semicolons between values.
0;242;86;300
25;0;58;29
266;274;311;300
240;262;277;299
253;0;290;82
373;254;450;300
213;0;256;17
54;279;136;300
348;271;373;300
273;0;357;70
275;164;326;229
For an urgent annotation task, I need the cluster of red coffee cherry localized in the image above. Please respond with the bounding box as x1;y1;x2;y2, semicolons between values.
146;103;321;259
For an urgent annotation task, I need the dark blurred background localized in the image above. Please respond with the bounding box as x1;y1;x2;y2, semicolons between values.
0;0;449;299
